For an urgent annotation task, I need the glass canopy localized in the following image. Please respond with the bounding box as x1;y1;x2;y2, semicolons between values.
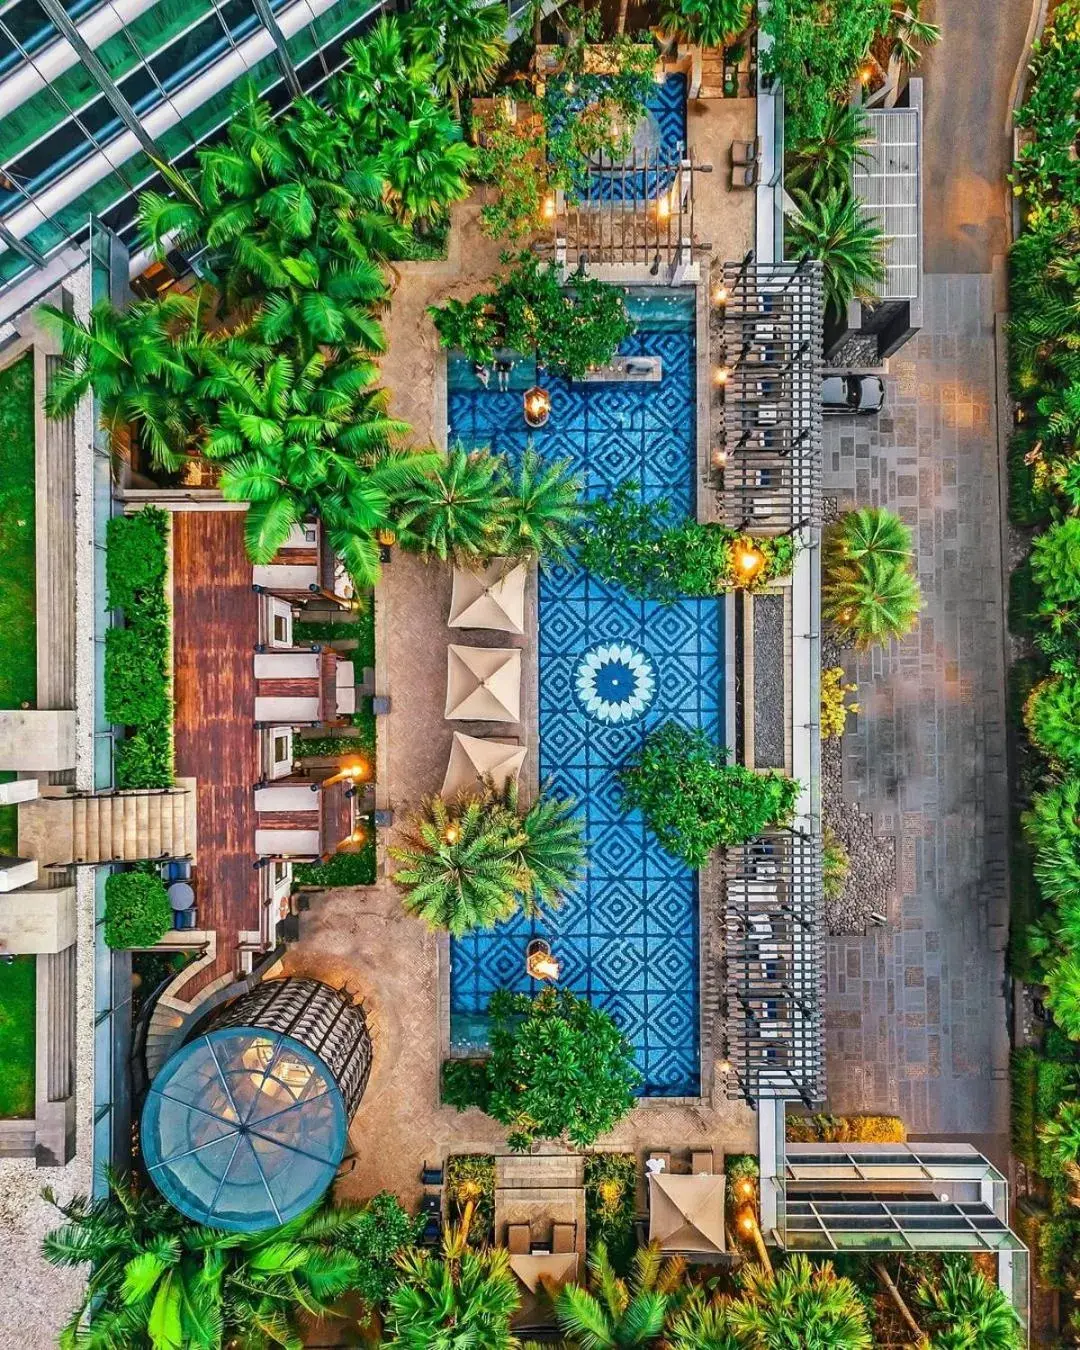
141;1027;347;1231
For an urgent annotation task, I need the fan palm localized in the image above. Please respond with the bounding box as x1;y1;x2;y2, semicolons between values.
659;0;750;48
384;1225;522;1349
823;552;922;649
41;290;213;472
487;778;587;916
390;794;524;936
503;445;586;565
727;1254;872;1349
667;1289;744;1350
785;186;886;315
409;0;509;120
825;506;913;568
786;104;872;197
553;1241;687;1348
1039;1099;1080;1167
394;446;513;563
913;1256;1023;1350
887;0;941;71
42;1172;375;1350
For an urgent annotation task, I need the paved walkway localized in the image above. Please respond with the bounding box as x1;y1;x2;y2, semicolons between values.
822;274;1010;1141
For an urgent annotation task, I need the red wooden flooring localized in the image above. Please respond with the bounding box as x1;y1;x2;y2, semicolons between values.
171;511;260;998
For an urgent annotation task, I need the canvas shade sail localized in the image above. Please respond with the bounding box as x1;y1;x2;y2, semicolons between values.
445;644;522;721
449;558;528;634
648;1173;727;1254
141;1029;347;1232
442;732;527;799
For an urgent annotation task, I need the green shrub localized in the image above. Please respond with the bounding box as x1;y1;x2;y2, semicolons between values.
1025;676;1080;767
1010;1047;1039;1167
104;624;169;726
1013;0;1080;209
1023;779;1080;930
441;1057;490;1110
1032;517;1080;608
105;507;168;616
293;823;376;888
823;827;850;902
115;722;173;790
103;871;171;949
1007;559;1041;639
1045;949;1080;1041
618;723;800;868
1037;1219;1080;1288
1008;432;1053;526
584;1153;638;1273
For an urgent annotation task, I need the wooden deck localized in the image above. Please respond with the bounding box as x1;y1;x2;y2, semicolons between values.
171;511;260;999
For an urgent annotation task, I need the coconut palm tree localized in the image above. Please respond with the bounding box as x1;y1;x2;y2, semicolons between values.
727;1255;873;1350
390;794;524;936
659;0;750;48
503;446;586;565
785;186;886;315
825;506;913;569
823;552;922;649
786;103;872;197
409;0;509;120
554;1242;687;1348
42;1172;376;1350
394;446;513;563
913;1257;1023;1350
383;1224;522;1349
487;778;587;916
41;290;213;472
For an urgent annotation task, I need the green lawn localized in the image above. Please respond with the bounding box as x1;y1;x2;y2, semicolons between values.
0;354;36;711
0;955;35;1117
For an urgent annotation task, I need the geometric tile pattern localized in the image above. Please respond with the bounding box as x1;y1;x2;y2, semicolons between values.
568;74;687;202
448;322;717;1096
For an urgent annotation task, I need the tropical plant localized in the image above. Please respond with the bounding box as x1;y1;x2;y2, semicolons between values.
618;723;800;868
885;0;941;72
1022;778;1080;918
659;0;750;47
503;445;585;565
394;447;512;564
493;777;588;916
821;666;860;740
1039;1098;1080;1168
584;1154;639;1274
1013;0;1080;209
823;551;922;648
554;1242;688;1347
913;1255;1024;1350
786;104;872;197
1032;516;1080;608
408;0;508;119
103;871;172;949
384;1225;521;1349
667;1290;744;1350
727;1254;873;1349
786;186;886;314
822;827;851;903
444;986;641;1150
42;1174;420;1350
429;295;500;367
826;506;914;566
1025;675;1080;768
1045;949;1080;1040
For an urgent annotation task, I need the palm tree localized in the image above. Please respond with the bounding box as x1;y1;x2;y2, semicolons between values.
383;1224;522;1349
1039;1099;1080;1167
42;1172;372;1350
785;186;886;315
913;1256;1023;1350
553;1242;687;1348
1045;950;1080;1039
786;104;872;197
659;0;750;48
667;1289;744;1350
887;0;941;72
41;290;213;472
823;553;922;649
390;794;524;936
503;446;586;565
408;0;509;120
394;446;513;564
726;1255;873;1350
825;506;913;568
487;778;587;916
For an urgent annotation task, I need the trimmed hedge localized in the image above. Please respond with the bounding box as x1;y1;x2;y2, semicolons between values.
103;871;172;949
104;508;173;788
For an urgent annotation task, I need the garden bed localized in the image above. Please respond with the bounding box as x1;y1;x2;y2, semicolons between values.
293;812;376;887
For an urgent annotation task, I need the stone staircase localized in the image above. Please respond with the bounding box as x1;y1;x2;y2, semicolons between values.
17;784;196;867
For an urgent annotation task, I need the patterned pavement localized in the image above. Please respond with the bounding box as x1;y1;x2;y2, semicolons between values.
448;326;722;1096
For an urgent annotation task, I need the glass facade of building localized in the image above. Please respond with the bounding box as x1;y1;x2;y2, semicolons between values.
0;0;384;317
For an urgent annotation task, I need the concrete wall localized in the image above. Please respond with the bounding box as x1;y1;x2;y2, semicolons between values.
0;886;76;953
0;709;76;770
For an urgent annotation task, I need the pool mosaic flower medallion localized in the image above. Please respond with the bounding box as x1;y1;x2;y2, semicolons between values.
575;643;655;724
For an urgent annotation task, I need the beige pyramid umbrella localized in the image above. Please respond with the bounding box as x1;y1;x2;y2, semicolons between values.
648;1173;727;1255
442;734;527;799
445;644;521;722
449;558;527;635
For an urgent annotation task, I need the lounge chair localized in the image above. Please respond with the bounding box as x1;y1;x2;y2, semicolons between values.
552;1222;577;1254
507;1223;531;1255
731;137;760;165
731;163;758;189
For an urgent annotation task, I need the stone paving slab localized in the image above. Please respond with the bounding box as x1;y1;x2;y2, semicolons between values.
822;273;1010;1136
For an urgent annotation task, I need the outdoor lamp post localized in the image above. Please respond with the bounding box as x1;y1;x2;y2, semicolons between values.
318;758;372;790
525;937;560;981
523;385;551;428
338;823;369;853
732;540;766;585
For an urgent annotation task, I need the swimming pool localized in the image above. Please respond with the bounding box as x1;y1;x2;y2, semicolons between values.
447;289;719;1097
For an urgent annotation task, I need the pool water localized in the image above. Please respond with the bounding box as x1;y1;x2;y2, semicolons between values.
447;294;719;1097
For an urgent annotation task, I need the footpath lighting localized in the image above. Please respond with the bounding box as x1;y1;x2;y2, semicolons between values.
523;385;552;428
732;540;767;584
713;365;731;387
525;937;561;981
712;283;729;305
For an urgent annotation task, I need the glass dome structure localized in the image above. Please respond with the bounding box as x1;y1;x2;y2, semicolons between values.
141;1027;348;1232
